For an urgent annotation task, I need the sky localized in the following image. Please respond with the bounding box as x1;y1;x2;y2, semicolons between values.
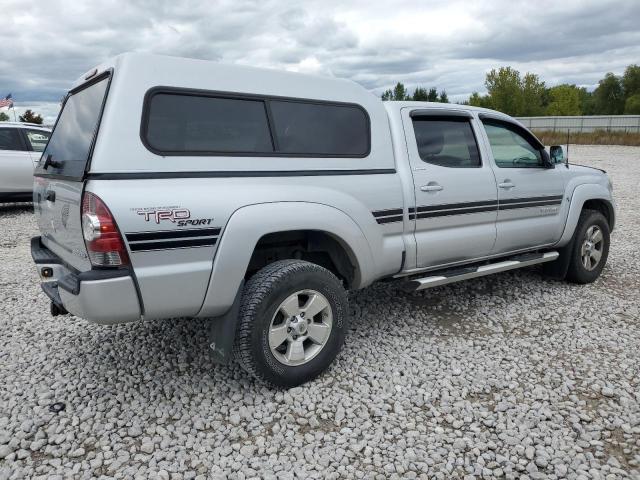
1;0;639;123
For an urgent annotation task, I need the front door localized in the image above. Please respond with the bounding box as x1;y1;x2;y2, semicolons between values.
480;119;567;254
403;109;498;269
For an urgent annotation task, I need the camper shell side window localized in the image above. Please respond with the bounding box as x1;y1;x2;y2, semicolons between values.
141;88;371;158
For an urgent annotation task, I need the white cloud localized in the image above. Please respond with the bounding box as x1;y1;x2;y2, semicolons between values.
2;0;639;123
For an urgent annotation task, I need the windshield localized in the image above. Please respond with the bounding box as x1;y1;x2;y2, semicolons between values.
36;74;109;178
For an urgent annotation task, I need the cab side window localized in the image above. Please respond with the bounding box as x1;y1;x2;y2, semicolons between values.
0;128;24;151
411;117;481;168
483;122;543;168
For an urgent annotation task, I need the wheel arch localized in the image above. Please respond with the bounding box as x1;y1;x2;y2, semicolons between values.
246;229;360;288
557;184;615;247
197;201;374;318
582;198;615;230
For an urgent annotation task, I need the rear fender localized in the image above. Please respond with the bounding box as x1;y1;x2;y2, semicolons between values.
197;202;374;318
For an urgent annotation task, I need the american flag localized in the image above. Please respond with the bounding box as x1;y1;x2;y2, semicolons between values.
0;94;13;109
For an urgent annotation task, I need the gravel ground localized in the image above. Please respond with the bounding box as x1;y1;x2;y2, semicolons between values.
1;145;639;480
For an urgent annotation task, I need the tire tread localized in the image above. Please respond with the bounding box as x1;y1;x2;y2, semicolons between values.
233;260;345;386
565;209;610;284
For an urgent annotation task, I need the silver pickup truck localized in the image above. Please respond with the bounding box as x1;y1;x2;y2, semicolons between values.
31;53;615;387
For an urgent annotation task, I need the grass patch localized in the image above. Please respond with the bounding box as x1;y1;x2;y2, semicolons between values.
533;129;640;146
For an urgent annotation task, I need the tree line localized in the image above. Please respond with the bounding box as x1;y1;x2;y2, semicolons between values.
0;109;44;123
381;83;449;103
382;64;640;116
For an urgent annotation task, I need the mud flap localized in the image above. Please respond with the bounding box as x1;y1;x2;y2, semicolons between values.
208;280;244;364
543;236;576;280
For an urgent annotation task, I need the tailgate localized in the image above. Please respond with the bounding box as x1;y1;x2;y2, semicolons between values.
34;178;90;271
33;71;111;271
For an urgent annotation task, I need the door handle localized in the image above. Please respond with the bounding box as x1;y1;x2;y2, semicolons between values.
498;181;515;189
421;183;443;192
45;191;56;202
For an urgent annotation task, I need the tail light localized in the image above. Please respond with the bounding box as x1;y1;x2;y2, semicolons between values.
81;192;129;267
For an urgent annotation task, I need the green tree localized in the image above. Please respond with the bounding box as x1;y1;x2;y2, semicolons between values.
0;111;9;121
411;87;429;101
624;94;640;114
520;72;546;115
438;90;449;103
468;92;492;109
546;84;582;116
622;64;640;98
381;82;410;101
484;67;546;116
593;73;624;114
577;87;596;115
427;87;439;102
19;109;44;124
485;67;523;115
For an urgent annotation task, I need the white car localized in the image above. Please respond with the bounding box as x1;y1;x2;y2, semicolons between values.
0;122;51;202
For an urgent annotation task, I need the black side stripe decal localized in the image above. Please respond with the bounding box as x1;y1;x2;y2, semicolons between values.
409;200;498;213
410;204;497;220
125;227;221;252
126;228;221;242
372;208;404;224
372;208;403;218
498;199;562;211
129;237;217;252
406;195;563;221
499;195;563;205
370;195;563;225
376;215;404;224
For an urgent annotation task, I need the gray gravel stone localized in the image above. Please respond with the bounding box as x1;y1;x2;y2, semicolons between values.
0;146;639;478
0;445;13;459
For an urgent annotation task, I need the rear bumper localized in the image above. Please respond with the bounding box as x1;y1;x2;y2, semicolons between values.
31;236;142;324
0;192;33;203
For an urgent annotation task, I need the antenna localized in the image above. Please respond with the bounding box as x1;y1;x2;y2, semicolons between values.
566;128;570;167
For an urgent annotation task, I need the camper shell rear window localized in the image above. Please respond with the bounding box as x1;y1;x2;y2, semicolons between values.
141;88;370;158
35;72;111;179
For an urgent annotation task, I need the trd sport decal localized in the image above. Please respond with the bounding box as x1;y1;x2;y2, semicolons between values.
131;206;213;226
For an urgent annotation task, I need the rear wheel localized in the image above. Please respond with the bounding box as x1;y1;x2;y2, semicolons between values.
233;260;348;388
566;209;610;284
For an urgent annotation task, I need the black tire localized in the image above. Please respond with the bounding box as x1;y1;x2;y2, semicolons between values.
233;260;348;388
565;209;610;284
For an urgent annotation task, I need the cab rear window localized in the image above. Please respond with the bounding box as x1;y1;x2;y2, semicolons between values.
142;89;370;158
36;74;110;179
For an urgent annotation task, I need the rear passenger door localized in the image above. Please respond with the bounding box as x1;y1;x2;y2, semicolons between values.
480;119;566;253
0;127;33;193
403;110;498;268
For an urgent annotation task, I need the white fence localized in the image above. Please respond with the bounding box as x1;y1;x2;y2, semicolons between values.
516;115;640;133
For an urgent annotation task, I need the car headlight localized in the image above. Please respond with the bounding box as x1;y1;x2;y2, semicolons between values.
608;178;614;193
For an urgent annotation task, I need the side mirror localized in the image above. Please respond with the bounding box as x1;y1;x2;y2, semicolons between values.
550;145;564;164
541;149;555;169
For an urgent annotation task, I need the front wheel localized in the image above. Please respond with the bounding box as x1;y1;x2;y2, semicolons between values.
233;260;348;388
565;209;610;284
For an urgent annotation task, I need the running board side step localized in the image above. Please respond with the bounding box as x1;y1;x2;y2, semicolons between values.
403;251;559;291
